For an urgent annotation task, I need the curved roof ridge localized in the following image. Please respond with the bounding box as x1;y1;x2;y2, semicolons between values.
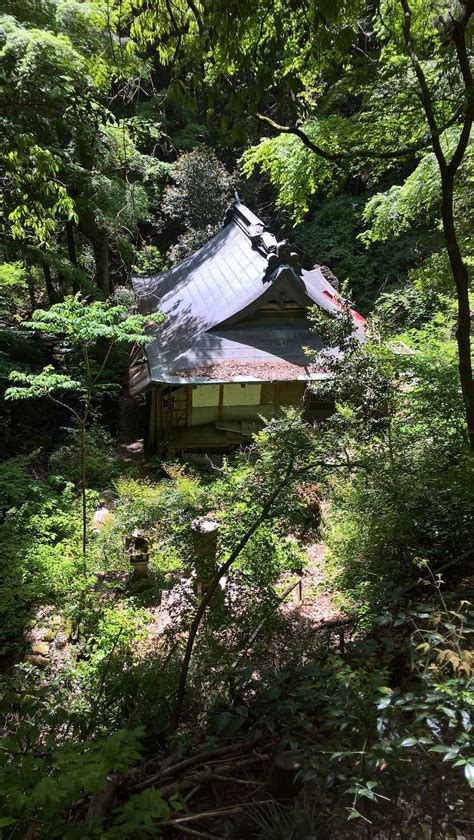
131;201;347;328
129;201;364;389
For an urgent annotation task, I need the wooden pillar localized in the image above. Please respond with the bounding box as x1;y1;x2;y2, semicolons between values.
218;383;224;420
156;387;162;442
147;388;158;456
187;385;193;427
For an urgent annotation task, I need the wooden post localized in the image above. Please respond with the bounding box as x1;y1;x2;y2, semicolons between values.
156;387;162;444
218;383;224;420
148;389;157;456
187;385;193;427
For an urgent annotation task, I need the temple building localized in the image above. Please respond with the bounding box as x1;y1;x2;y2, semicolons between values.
131;200;364;455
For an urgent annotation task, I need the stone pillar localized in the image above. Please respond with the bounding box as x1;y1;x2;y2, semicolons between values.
191;515;219;597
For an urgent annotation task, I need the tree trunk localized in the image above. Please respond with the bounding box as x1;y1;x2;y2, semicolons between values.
440;169;474;450
26;272;36;312
66;220;79;293
77;211;110;297
93;236;110;297
80;421;87;558
42;260;57;305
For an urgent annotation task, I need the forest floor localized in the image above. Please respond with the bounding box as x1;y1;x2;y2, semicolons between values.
23;538;347;682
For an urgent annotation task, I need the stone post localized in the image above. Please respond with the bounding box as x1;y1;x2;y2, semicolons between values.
191;515;220;598
266;750;305;803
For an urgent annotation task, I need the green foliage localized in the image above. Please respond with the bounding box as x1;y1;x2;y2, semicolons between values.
0;0;166;302
4;295;161;559
374;282;452;330
6;365;82;401
5;296;161;406
0;452;39;510
294;195;435;309
49;424;123;489
0;457;86;654
0;326;45;457
103;788;181;838
132;245;167;276
0;262;29;319
361;135;473;244
18;295;160;347
360;152;441;243
227;584;473;833
0;723;180;838
1;139;77;246
172;121;208;150
1;2;473;835
241;126;342;223
71;601;159;731
307;307;473;609
161;146;235;263
231;520;304;587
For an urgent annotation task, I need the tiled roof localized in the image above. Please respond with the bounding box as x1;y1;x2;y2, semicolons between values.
130;201;363;391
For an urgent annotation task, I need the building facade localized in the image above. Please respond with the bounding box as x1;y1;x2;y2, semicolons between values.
131;201;364;454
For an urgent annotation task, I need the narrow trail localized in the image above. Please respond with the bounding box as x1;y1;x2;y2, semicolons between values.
279;541;346;627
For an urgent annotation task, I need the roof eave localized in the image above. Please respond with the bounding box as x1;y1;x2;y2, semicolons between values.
146;372;332;386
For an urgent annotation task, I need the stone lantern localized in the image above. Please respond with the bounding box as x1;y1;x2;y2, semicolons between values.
125;529;150;579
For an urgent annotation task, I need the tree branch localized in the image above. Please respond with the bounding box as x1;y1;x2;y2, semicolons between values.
185;0;203;34
446;1;474;175
92;339;116;386
399;0;446;168
171;455;296;730
45;391;81;423
449;0;474;90
157;802;274;828
448;111;473;175
255;110;460;163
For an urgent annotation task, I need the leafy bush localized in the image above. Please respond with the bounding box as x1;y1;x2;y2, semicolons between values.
0;262;29;320
161;146;235;263
227;585;473;835
0;722;180;838
49;424;122;489
308;305;473;612
0;453;100;655
132;245;167;276
325;450;474;612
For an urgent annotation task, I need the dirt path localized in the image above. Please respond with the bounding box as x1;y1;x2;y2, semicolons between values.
279;541;346;627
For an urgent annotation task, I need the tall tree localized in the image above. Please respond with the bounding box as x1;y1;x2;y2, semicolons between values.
0;1;167;302
5;296;161;556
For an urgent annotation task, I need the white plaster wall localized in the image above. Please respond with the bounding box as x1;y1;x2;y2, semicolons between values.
192;384;220;407
223;383;261;405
